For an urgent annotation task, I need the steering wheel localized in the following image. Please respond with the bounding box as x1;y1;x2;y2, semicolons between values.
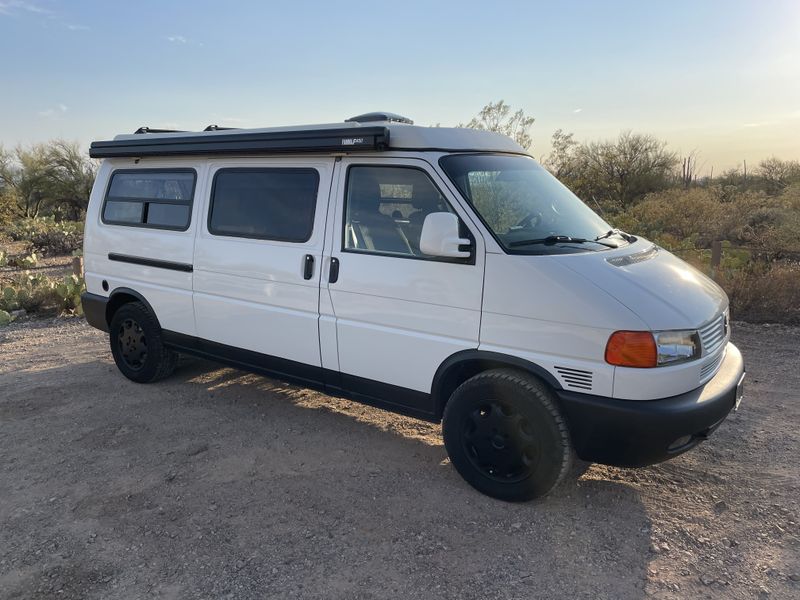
516;211;543;229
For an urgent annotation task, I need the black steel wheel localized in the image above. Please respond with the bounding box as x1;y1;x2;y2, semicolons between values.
461;400;542;484
443;369;572;501
117;318;148;370
109;301;178;383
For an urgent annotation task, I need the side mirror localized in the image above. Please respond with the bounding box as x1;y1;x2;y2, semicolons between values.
419;212;471;259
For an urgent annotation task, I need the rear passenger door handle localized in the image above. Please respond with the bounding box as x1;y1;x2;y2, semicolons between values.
303;254;314;280
329;257;340;284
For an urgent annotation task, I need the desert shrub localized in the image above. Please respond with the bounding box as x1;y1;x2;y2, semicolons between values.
720;263;800;324
621;187;725;247
717;189;800;255
618;185;800;258
5;217;83;255
0;191;14;227
30;224;83;255
7;252;38;269
0;272;84;316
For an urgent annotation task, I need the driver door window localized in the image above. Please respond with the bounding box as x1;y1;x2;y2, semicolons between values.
344;166;455;257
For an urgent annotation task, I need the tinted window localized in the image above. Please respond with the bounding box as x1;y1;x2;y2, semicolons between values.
103;200;143;224
146;203;191;228
102;170;195;231
344;166;455;257
209;169;319;242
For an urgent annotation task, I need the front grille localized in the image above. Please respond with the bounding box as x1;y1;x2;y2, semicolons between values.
698;314;726;356
700;351;724;380
554;366;593;391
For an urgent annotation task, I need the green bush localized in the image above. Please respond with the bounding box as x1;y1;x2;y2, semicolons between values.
0;272;85;315
617;184;800;256
6;217;83;256
7;252;38;269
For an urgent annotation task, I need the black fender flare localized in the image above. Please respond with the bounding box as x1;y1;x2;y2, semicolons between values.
106;287;161;328
431;349;562;419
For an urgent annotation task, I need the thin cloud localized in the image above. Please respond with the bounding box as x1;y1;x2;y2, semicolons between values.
39;104;68;118
0;1;52;16
166;35;203;47
573;108;583;114
0;1;88;31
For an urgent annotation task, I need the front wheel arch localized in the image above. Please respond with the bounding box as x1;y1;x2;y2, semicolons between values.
431;350;563;420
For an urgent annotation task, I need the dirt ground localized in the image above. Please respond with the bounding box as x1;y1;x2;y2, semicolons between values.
0;319;798;599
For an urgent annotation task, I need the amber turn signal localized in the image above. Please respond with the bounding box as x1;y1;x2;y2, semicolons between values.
605;331;658;368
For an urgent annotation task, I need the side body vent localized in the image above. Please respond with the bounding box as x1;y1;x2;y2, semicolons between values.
554;366;593;391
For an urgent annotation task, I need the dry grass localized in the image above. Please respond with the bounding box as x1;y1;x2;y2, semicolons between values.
721;263;800;324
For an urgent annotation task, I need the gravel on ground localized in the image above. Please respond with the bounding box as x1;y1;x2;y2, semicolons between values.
0;318;798;599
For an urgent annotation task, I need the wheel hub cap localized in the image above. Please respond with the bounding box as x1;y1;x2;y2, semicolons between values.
463;401;540;483
117;319;147;370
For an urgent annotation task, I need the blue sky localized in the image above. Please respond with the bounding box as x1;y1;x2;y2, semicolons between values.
1;0;798;172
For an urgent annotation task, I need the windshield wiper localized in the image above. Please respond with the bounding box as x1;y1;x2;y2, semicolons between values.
508;235;618;248
595;228;635;243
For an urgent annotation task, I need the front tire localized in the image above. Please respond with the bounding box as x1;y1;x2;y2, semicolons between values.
109;301;178;383
442;368;572;501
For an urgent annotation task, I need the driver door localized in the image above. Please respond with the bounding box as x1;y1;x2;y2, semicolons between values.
320;157;486;415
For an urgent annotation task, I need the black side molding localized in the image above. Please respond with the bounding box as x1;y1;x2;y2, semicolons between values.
161;330;437;422
108;253;193;272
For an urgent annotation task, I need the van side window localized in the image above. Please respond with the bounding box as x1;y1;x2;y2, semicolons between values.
208;168;319;242
344;166;455;257
102;170;196;230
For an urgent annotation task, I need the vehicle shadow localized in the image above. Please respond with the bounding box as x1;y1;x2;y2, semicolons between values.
1;355;653;599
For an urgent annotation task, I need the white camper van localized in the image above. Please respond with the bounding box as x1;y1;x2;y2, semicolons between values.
82;113;745;501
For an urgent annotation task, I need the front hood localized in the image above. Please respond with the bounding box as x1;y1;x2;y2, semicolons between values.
557;238;728;330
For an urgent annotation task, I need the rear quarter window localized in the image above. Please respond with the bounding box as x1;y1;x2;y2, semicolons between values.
102;169;196;231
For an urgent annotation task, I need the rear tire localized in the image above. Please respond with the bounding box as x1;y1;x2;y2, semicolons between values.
109;301;178;383
442;368;572;501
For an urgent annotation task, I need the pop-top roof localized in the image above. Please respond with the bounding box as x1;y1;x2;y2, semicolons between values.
89;113;526;159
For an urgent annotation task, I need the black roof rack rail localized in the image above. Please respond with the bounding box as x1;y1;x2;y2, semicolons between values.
90;126;391;159
134;126;187;134
203;124;239;131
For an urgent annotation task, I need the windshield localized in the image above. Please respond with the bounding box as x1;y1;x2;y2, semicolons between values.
440;153;626;254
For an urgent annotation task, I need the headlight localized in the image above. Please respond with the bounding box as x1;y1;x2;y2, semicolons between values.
606;330;700;368
653;330;700;366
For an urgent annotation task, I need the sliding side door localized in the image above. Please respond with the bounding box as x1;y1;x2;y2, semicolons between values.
192;158;334;377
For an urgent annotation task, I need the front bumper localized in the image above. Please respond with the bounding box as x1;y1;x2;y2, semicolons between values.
557;343;745;467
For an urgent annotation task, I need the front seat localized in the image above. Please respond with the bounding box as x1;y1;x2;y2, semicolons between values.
348;176;413;254
406;188;445;252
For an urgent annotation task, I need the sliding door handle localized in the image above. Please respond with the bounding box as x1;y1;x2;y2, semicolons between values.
303;254;314;280
329;257;340;283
